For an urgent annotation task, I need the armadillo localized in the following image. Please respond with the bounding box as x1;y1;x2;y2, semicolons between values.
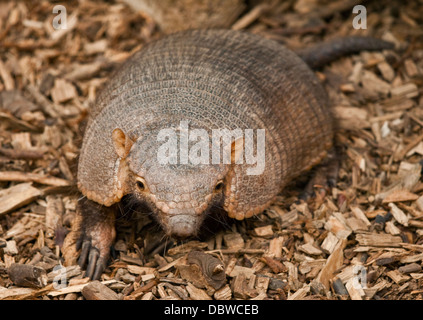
76;29;393;279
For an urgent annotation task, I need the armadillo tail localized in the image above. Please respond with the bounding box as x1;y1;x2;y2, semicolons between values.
297;36;395;69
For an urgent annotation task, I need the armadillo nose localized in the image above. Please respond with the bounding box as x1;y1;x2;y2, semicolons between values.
168;215;197;239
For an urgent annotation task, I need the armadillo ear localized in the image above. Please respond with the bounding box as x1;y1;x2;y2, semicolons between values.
230;136;244;164
112;128;134;159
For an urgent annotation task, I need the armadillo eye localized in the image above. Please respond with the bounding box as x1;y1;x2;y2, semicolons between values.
136;181;145;190
214;181;224;192
136;178;147;191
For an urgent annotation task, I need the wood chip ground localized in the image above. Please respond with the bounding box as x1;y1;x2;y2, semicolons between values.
1;0;423;300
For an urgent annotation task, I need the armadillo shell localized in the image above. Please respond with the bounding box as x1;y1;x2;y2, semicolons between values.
77;29;334;207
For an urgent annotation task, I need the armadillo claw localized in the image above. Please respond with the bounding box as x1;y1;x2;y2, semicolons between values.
86;247;103;280
75;198;116;280
85;246;99;279
77;240;91;269
77;238;110;280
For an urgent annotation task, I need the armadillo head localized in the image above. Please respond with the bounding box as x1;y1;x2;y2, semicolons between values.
112;127;238;239
129;162;226;239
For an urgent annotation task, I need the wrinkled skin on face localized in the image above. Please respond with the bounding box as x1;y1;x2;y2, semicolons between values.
125;132;229;239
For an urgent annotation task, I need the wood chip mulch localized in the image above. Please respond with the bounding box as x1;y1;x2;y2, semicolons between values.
1;0;423;300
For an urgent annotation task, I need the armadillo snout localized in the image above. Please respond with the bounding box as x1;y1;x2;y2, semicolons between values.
167;215;199;239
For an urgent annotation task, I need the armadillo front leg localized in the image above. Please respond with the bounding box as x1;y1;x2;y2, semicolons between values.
76;198;116;280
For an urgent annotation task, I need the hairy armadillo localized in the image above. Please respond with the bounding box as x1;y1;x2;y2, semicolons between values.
76;29;393;279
